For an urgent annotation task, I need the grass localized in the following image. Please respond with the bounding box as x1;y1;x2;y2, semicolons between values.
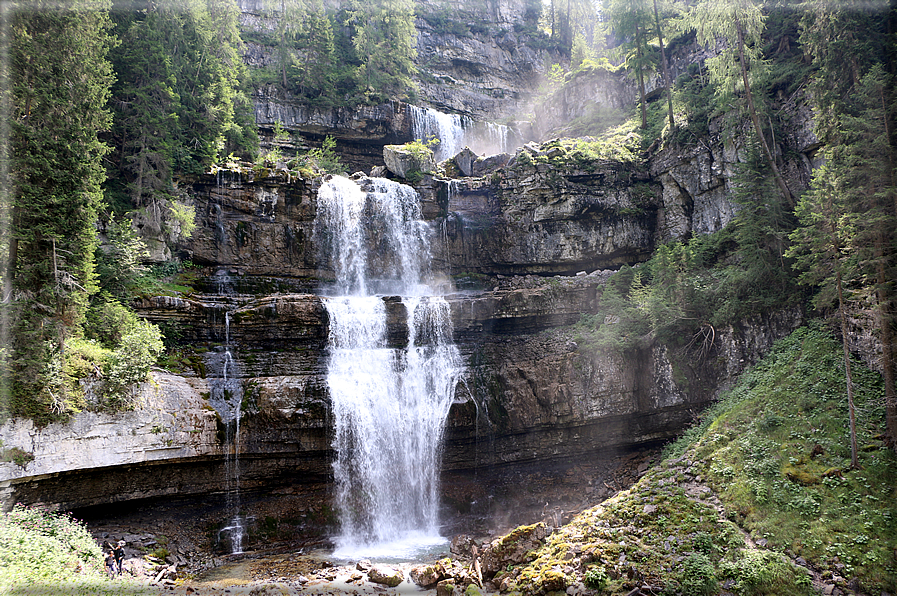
0;504;153;595
485;323;896;595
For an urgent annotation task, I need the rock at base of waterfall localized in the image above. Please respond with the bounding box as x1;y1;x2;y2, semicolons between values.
410;561;446;587
384;145;436;178
435;579;456;596
368;565;404;587
479;522;550;579
450;534;477;559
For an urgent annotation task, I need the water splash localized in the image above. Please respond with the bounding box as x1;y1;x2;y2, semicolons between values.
317;176;464;558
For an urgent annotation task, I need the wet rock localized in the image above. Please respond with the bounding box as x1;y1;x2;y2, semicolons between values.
356;559;372;572
368;564;403;587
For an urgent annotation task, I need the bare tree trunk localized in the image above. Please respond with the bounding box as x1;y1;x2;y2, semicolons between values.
837;268;860;469
635;22;647;129
734;13;794;207
653;0;674;128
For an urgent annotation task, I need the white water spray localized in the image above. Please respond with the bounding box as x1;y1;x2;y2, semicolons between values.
317;176;464;558
410;106;467;162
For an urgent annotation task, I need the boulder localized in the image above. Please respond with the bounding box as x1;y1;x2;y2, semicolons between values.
479;522;551;579
453;147;478;176
471;153;510;177
450;534;477;559
384;145;436;179
410;561;446;587
368;565;404;587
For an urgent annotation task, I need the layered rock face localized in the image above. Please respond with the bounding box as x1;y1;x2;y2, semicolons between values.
1;136;808;509
413;0;557;120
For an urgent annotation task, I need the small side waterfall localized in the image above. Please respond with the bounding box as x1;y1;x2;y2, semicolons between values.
317;175;463;558
209;310;245;554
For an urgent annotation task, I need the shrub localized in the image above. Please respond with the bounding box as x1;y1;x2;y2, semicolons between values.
584;565;609;590
679;553;717;596
103;320;164;409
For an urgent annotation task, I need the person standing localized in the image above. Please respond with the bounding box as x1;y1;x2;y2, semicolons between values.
113;540;126;575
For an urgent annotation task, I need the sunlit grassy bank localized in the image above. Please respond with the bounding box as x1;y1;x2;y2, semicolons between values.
0;504;151;595
499;324;896;595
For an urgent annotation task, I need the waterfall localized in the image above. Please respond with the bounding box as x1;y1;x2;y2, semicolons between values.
409;105;516;162
209;310;244;554
410;106;467;162
317;175;464;558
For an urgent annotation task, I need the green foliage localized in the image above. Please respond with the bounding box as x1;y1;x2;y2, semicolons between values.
95;219;149;300
102;320;164;409
167;201;196;241
8;0;116;423
108;0;256;205
583;566;609;590
719;550;812;596
345;0;417;103
676;325;896;593
679;553;717;596
0;504;150;594
305;135;344;174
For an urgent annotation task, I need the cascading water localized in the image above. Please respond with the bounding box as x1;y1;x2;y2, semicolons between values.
410;105;516;161
317;175;464;558
410;106;466;162
209;310;244;554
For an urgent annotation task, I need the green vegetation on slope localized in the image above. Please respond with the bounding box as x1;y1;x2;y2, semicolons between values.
499;324;895;595
0;504;151;595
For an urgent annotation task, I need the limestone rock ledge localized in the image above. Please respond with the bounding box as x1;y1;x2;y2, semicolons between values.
0;374;220;509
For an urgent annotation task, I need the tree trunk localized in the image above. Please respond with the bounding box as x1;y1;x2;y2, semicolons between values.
734;13;794;207
653;0;675;128
635;22;647;130
837;269;860;469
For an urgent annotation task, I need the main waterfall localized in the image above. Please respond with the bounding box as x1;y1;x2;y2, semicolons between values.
316;176;463;558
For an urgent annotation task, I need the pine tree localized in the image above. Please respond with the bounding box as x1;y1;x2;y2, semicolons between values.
293;0;336;102
108;0;254;207
799;3;897;449
7;0;116;420
346;0;417;103
605;0;655;129
689;0;793;205
787;160;862;468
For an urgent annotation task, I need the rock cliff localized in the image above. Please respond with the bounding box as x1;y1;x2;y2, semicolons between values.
0;135;808;509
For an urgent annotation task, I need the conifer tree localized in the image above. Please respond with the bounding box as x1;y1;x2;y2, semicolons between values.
7;0;115;420
294;0;336;102
787;160;861;468
799;3;897;448
605;0;655;129
108;0;254;207
689;0;793;205
345;0;417;103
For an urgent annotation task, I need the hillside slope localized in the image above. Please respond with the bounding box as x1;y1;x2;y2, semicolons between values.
425;324;896;596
